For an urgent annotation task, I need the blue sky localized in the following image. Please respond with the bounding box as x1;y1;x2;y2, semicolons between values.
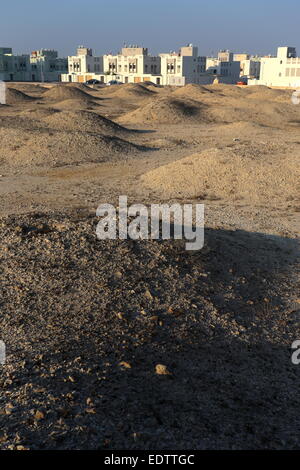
1;0;299;57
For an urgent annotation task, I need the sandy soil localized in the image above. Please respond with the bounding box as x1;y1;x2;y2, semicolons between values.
0;82;299;450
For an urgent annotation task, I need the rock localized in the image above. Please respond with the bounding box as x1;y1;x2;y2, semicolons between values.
34;410;45;421
114;271;123;279
155;364;171;376
149;316;159;324
119;361;132;369
144;289;153;301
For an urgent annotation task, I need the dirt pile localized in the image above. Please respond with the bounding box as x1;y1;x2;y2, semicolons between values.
43;85;96;103
0;212;298;450
118;97;211;124
4;88;35;105
117;84;300;127
0;126;144;167
7;83;48;94
172;84;214;99
141;145;299;203
42;110;130;135
103;83;155;99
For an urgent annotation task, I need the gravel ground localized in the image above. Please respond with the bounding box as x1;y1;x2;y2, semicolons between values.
0;211;299;450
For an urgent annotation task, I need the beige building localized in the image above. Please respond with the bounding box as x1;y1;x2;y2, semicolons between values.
234;53;250;62
218;50;234;62
206;51;241;84
240;58;261;80
249;46;300;87
62;46;104;83
159;45;207;86
103;46;161;84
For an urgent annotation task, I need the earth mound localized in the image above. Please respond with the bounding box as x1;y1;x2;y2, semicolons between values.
0;126;144;167
172;84;213;99
107;83;155;99
141;146;299;203
4;88;35;105
42;110;130;135
118;97;210;124
43;85;96;102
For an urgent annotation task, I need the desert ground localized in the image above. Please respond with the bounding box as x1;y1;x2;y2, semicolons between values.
0;81;299;450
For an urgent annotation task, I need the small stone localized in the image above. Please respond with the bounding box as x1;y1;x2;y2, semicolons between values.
155;364;171;376
144;289;153;301
119;361;132;369
5;403;14;415
34;410;45;421
150;316;159;323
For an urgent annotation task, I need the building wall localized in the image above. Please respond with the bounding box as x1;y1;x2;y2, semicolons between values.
240;59;261;80
160;45;206;86
103;46;160;81
206;54;241;84
0;49;30;81
218;50;234;62
30;50;68;82
234;53;250;62
249;47;300;87
68;53;103;74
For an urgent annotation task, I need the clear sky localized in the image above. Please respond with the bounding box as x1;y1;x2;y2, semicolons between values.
1;0;300;57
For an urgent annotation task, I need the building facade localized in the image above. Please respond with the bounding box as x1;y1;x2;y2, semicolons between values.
234;53;250;62
159;45;207;86
206;51;241;84
63;46;104;83
239;58;261;81
249;47;300;87
103;46;161;84
30;49;68;82
0;47;30;81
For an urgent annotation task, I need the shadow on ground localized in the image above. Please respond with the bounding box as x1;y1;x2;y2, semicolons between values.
0;213;299;449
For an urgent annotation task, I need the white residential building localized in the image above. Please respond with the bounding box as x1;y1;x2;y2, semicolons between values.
103;46;161;84
249;46;300;87
159;45;207;86
234;53;250;62
0;47;30;81
240;58;261;81
30;49;68;82
206;51;241;84
62;46;104;83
